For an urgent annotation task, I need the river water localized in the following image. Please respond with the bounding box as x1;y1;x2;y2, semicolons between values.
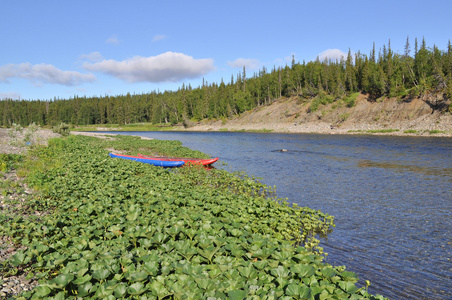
106;131;451;299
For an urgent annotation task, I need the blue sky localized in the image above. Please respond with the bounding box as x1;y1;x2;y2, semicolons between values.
1;0;451;101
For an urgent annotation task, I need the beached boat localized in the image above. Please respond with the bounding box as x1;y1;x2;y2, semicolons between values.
137;154;219;166
109;153;185;168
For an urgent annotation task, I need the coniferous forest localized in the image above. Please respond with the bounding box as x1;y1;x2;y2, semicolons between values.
1;38;451;127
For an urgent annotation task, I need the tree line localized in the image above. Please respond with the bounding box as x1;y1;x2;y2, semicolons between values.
1;37;451;127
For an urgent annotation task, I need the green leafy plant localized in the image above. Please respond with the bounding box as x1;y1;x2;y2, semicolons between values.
0;153;23;172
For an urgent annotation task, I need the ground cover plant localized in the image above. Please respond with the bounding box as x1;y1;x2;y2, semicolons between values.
0;153;23;173
0;135;387;299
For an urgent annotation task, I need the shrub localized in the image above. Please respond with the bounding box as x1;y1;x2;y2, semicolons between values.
309;94;335;113
8;123;41;146
344;92;359;108
308;98;320;112
24;122;40;144
52;122;71;136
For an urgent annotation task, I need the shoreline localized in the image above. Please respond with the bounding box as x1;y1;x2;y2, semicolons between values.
182;123;452;137
79;121;452;138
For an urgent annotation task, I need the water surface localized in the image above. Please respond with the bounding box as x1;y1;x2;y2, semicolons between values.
107;131;452;299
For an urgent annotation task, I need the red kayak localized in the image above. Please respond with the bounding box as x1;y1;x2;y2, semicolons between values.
137;154;219;166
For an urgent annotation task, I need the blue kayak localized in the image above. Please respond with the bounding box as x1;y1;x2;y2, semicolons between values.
109;153;185;168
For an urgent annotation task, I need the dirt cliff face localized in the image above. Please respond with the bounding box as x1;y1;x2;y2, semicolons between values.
188;93;452;136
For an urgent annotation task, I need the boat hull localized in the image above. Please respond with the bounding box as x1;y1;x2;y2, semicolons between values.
137;154;219;166
109;153;185;167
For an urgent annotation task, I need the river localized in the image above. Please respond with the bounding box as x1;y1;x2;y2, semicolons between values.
105;131;451;299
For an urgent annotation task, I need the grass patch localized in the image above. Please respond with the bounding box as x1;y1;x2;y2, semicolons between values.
403;130;418;134
366;129;399;134
429;130;446;134
246;129;274;133
339;113;349;122
348;129;401;135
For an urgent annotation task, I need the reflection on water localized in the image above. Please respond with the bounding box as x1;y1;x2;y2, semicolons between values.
106;131;452;300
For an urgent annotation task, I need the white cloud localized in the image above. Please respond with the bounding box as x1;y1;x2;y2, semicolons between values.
152;34;166;42
317;49;347;61
83;52;215;83
106;35;120;44
227;58;261;70
0;92;21;100
284;54;295;63
79;52;104;62
0;63;96;86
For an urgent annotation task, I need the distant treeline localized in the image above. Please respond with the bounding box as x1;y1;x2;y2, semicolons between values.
1;37;451;127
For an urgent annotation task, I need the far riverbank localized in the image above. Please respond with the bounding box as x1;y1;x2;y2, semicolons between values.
74;95;452;137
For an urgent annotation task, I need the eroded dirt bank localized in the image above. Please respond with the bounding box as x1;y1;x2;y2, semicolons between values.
183;94;452;137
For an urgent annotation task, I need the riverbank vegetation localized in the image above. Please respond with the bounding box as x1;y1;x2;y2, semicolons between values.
0;135;387;299
1;38;451;128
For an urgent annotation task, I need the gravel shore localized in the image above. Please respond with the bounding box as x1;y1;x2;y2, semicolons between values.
0;169;40;298
0;129;60;298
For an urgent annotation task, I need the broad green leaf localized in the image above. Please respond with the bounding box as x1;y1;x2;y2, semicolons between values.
341;271;358;282
95;282;116;298
238;265;255;278
194;277;215;290
253;260;268;270
299;285;311;298
271;265;290;278
52;274;74;288
51;291;66;300
129;271;148;282
276;277;289;288
73;274;92;285
128;282;147;295
143;261;159;276
11;251;26;266
286;283;301;296
339;281;359;294
114;283;127;298
77;282;93;297
31;286;51;298
321;267;336;278
227;290;246;300
92;269;111;281
149;280;167;296
291;264;316;278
